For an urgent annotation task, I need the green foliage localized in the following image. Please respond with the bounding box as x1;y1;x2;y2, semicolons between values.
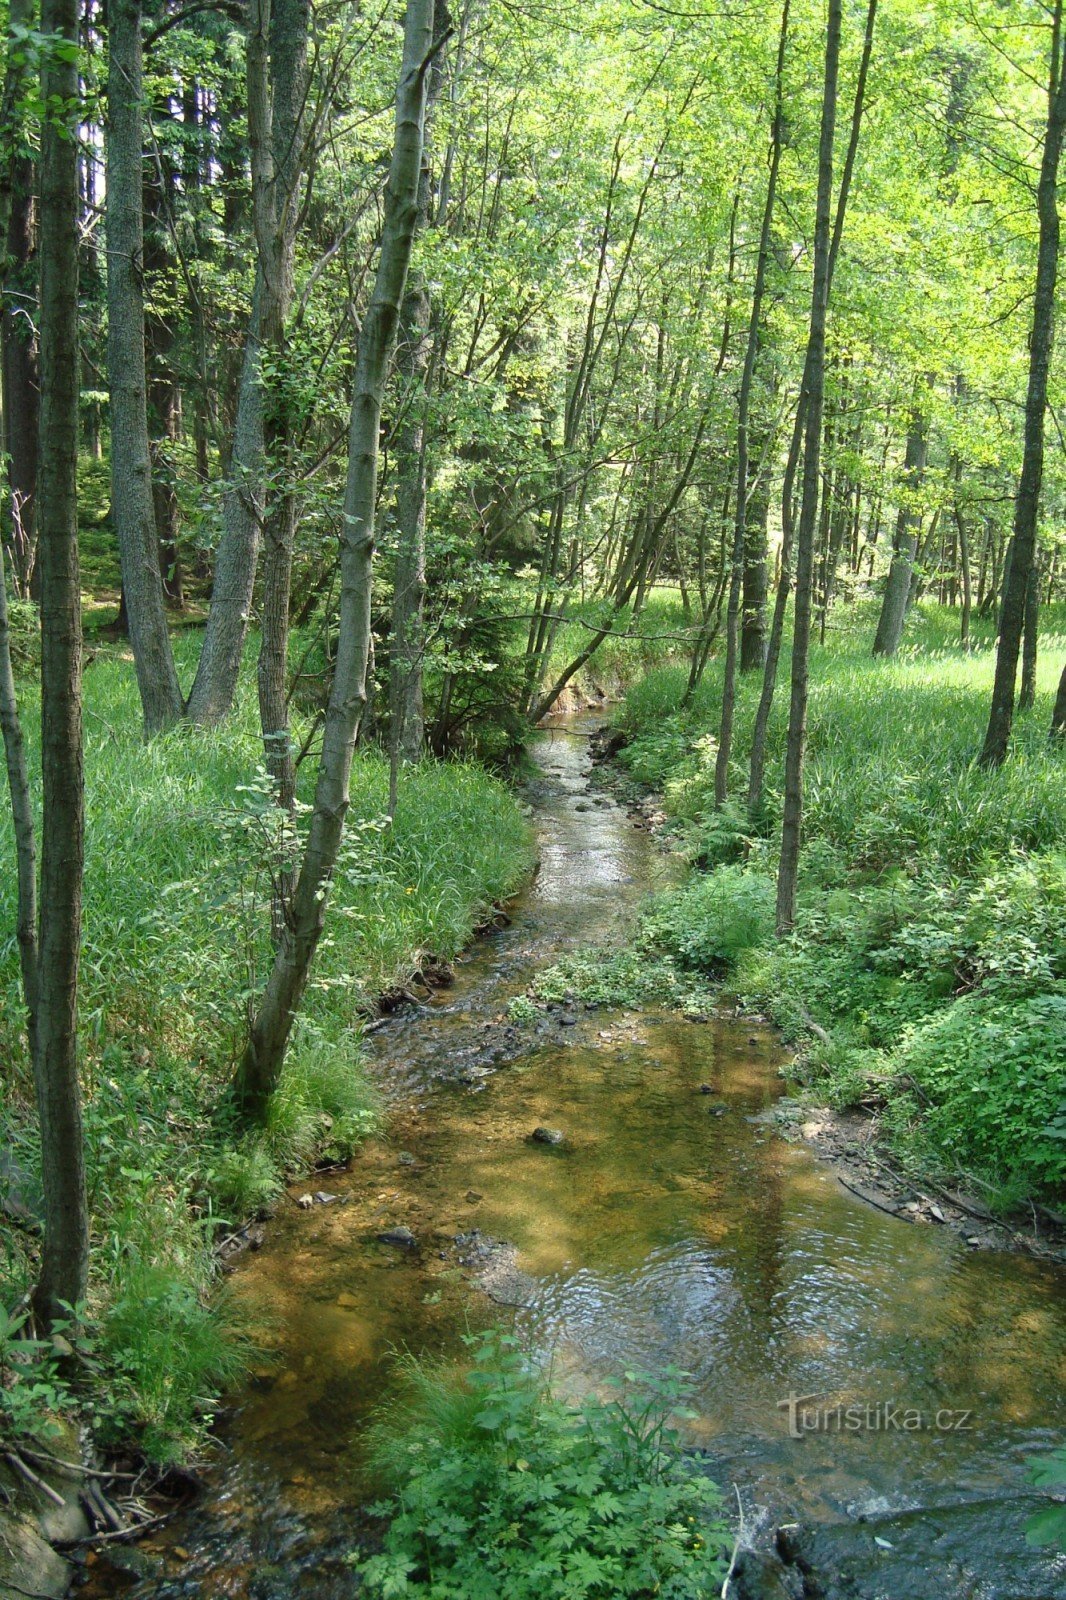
642;867;775;974
4;598;40;673
885;990;1066;1190
1027;1447;1066;1550
532;949;714;1016
0;1304;76;1446
353;1329;727;1599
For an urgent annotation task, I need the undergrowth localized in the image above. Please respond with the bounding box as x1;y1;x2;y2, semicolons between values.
352;1327;728;1599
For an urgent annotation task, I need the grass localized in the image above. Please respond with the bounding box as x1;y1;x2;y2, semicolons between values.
0;630;534;1461
567;600;1066;1204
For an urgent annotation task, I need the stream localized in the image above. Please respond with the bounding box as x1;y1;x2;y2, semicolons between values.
88;716;1066;1600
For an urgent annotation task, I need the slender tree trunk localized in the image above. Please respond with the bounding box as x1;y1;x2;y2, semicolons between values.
235;0;437;1116
775;0;841;935
0;538;38;1060
980;1;1066;766
746;0;876;815
1019;554;1041;711
871;400;928;656
952;451;972;647
1050;659;1066;739
390;28;448;802
1;0;39;598
251;0;311;809
34;0;88;1326
187;0;308;726
740;438;770;672
105;0;185;733
714;0;788;808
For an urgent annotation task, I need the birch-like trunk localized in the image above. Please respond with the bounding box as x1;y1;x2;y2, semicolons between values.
775;0;841;935
105;0;185;733
713;0;788;808
235;0;436;1115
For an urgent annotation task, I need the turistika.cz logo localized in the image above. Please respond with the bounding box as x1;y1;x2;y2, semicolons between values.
779;1392;975;1440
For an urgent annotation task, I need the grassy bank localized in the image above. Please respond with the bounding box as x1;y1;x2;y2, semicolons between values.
0;632;534;1463
537;603;1066;1208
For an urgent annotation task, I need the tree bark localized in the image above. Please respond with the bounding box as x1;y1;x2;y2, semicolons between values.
775;0;841;936
979;1;1066;766
0;537;38;1060
34;0;89;1326
746;0;876;815
186;0;308;726
251;0;311;809
1019;553;1041;712
871;399;927;657
234;0;437;1116
0;0;39;598
105;0;186;734
389;128;439;800
1051;659;1066;739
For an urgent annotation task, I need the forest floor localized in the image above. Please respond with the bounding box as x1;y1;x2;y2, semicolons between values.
528;600;1066;1245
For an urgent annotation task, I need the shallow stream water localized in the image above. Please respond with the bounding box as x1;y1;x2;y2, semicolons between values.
95;717;1065;1599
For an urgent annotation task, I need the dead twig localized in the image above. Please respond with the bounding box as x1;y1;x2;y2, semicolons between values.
4;1450;66;1507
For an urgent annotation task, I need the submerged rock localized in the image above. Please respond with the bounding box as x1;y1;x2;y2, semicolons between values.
529;1127;565;1146
775;1497;1065;1600
376;1225;418;1251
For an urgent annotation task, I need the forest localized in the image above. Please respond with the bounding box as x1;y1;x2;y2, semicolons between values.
0;0;1064;1593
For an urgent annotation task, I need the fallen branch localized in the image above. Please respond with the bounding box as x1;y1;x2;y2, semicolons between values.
4;1451;66;1507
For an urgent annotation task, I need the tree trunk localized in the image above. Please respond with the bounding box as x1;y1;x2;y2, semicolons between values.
775;0;841;935
871;400;928;657
389;161;438;797
1;0;39;598
1019;554;1041;712
251;0;311;809
234;0;437;1116
187;0;309;726
0;537;38;1060
740;445;770;672
105;0;185;733
1050;659;1066;739
746;0;876;816
714;0;788;808
34;0;89;1327
979;1;1066;766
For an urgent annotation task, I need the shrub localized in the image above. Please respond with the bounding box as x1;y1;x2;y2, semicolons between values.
885;988;1066;1191
642;866;775;974
353;1329;728;1599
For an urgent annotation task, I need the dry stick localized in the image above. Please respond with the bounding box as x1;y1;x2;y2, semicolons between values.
720;1484;745;1599
3;1451;67;1507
